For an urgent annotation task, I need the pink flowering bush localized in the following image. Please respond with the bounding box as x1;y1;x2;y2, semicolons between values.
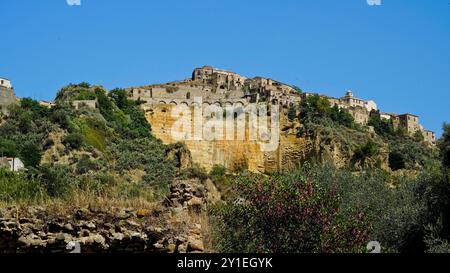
210;166;372;253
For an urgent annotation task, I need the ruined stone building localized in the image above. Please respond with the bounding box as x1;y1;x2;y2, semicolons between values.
128;66;301;108
0;77;18;116
381;112;436;144
72;99;98;110
127;67;436;146
192;66;247;91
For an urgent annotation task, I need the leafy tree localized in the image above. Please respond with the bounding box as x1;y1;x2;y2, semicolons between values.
0;139;18;157
109;88;131;110
368;111;394;137
440;123;450;171
20;98;50;118
353;139;379;167
414;130;425;143
299;95;355;129
330;105;354;128
19;143;42;168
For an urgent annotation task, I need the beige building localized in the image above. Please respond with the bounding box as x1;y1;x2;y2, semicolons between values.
39;100;55;108
192;66;247;91
0;77;18;115
398;114;421;134
72;99;98;110
338;90;378;112
129;66;301;107
380;112;436;145
349;106;370;125
423;130;436;145
327;91;377;126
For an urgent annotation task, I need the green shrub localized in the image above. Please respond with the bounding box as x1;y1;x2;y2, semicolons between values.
287;105;297;121
180;164;209;181
353;139;378;164
0;138;18;157
37;164;74;197
0;168;47;203
210;165;374;253
299;94;355;129
20;143;42;168
210;165;227;179
62;133;85;150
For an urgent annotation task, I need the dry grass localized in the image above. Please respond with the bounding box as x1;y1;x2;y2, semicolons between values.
0;189;163;217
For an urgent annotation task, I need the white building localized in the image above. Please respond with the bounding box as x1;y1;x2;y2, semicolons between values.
0;157;26;172
0;77;12;89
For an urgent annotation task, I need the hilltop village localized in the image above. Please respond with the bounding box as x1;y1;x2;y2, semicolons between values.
0;66;437;147
125;66;436;145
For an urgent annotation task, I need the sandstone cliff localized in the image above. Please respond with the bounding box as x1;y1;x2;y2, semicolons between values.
145;105;389;174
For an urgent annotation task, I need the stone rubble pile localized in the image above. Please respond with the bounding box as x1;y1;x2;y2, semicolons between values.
0;179;211;253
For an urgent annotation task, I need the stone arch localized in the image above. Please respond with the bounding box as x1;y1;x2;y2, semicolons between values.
170;101;178;106
235;101;245;107
191;101;201;107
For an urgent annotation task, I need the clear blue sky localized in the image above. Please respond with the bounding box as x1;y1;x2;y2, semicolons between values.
1;0;449;136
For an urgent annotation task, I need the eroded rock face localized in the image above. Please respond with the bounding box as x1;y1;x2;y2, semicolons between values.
146;106;389;173
0;179;215;253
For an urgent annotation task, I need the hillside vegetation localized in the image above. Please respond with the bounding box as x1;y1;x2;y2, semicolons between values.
210;95;450;253
0;83;180;205
0;85;448;254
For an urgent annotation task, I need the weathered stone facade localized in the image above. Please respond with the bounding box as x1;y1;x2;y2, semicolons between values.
72;99;98;110
129;66;301;108
0;78;17;116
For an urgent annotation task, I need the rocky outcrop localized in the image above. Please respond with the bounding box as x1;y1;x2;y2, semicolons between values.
0;179;215;253
146;106;390;174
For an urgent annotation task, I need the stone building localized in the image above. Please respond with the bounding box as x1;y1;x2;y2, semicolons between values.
192;66;247;91
72;99;98;110
327;91;377;126
398;114;421;134
338;90;378;112
423;130;436;145
380;112;436;145
0;77;18;115
129;67;437;145
39;100;55;108
349;106;370;125
129;66;301;107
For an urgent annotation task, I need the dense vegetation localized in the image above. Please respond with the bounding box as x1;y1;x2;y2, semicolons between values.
299;94;356;129
210;123;450;253
210;94;448;253
0;83;177;204
1;84;448;254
